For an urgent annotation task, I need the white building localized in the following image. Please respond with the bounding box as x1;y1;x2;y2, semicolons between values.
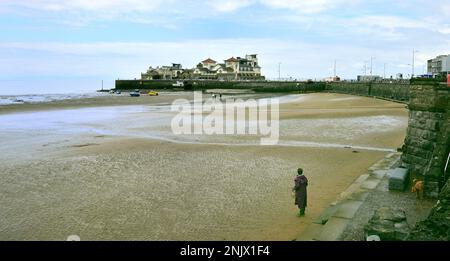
427;54;450;77
141;54;264;80
141;63;183;80
193;54;263;80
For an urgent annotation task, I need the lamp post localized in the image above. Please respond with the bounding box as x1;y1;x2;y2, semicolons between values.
334;59;337;77
412;49;419;78
278;62;281;81
370;57;375;76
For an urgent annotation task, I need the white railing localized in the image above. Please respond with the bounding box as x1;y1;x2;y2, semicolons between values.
445;152;450;173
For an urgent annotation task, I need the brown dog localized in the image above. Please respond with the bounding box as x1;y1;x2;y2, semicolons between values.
411;178;424;199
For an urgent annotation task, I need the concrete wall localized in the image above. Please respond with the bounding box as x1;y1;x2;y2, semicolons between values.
400;80;450;198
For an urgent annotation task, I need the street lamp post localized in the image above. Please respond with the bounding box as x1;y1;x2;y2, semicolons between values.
412;49;419;78
278;62;281;81
334;59;337;77
370;57;375;76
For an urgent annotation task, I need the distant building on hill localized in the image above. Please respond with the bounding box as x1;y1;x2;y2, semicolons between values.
141;54;264;81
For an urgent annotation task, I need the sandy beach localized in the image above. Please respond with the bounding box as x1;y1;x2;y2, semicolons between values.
0;92;408;240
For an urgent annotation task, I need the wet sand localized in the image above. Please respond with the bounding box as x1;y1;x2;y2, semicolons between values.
0;92;408;240
0;92;195;115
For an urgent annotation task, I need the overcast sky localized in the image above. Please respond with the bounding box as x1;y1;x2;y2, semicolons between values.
0;0;449;94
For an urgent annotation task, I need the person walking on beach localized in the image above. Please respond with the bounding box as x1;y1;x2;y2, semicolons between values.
292;168;308;217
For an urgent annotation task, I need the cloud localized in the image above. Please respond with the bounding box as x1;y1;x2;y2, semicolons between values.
211;0;349;14
260;0;355;13
212;0;255;12
1;37;446;79
0;0;356;21
0;0;177;26
437;27;450;35
353;15;427;30
3;0;166;13
1;36;449;94
1;1;450;95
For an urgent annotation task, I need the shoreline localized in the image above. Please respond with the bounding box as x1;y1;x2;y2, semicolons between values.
0;92;194;115
0;91;289;115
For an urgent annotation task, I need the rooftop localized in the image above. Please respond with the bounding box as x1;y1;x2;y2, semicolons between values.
225;57;239;62
202;58;217;64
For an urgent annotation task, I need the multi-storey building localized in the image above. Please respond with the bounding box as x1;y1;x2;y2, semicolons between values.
427;54;450;77
192;54;262;80
141;54;264;81
141;63;184;80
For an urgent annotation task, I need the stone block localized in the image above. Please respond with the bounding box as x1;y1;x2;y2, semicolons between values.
389;167;409;191
361;177;381;190
332;200;363;219
364;207;410;241
371;169;388;179
317;217;350;241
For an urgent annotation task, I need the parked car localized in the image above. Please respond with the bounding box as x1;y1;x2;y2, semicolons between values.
130;89;140;97
172;80;184;87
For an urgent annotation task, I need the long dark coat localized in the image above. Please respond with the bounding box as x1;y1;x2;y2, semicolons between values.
293;175;308;209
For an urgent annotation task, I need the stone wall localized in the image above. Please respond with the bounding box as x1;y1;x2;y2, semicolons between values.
115;79;411;102
326;82;370;96
115;79;327;92
326;81;410;102
115;80;175;90
370;82;410;102
400;80;450;198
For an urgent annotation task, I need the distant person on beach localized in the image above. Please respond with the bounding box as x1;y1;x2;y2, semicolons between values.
292;168;308;217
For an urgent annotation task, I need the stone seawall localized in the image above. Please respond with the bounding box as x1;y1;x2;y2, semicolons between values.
326;81;410;102
115;79;409;101
400;81;450;198
115;79;326;92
